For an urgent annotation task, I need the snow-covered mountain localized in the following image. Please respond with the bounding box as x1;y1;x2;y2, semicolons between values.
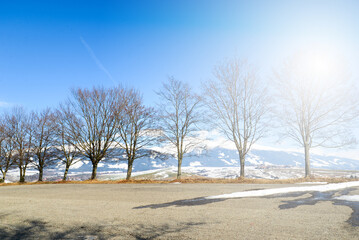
4;138;359;182
181;147;359;170
44;146;359;173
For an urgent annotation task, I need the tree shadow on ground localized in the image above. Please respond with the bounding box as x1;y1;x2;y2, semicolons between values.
134;187;359;227
129;222;205;240
0;217;106;240
133;197;226;209
266;188;359;227
0;215;205;240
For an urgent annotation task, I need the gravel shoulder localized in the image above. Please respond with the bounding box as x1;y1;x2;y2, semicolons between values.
0;183;358;239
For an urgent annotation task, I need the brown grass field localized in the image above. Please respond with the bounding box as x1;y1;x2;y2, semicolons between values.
0;176;357;187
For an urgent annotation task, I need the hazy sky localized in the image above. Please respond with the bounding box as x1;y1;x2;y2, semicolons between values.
1;0;359;110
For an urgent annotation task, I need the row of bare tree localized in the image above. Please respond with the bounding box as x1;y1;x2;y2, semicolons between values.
202;57;357;178
1;57;357;182
0;86;157;182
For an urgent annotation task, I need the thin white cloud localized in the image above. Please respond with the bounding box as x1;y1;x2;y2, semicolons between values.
80;37;116;85
0;101;11;107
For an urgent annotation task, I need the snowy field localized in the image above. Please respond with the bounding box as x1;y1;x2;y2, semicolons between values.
3;165;359;183
2;135;359;183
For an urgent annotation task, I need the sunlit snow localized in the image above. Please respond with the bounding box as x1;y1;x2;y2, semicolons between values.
206;181;359;200
189;161;202;167
335;195;359;202
108;163;128;169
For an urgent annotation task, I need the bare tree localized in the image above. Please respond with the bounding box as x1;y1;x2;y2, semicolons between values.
157;77;202;179
0;120;15;182
54;108;82;181
273;53;357;177
116;89;156;180
4;107;34;183
203;58;269;178
31;108;58;182
62;86;122;180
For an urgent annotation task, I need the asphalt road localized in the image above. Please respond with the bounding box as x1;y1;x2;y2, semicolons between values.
0;183;358;239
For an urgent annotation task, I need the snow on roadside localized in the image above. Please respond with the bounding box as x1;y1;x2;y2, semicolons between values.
335;195;359;202
206;181;359;200
296;182;328;185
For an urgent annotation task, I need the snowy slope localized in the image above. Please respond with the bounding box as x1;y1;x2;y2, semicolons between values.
164;147;359;171
50;147;359;174
3;140;359;182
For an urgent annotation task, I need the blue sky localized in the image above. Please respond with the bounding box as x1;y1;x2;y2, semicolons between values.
1;0;358;110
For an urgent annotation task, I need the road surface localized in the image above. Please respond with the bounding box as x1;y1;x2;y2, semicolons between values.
0;183;358;239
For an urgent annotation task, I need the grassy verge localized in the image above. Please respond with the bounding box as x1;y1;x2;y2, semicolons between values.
0;176;357;187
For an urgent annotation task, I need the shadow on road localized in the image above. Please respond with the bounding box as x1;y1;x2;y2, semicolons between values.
129;222;205;240
134;188;359;227
0;217;104;240
274;188;359;227
133;196;226;209
0;215;205;240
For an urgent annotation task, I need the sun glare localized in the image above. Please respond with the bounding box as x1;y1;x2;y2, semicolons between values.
310;53;332;77
291;48;345;89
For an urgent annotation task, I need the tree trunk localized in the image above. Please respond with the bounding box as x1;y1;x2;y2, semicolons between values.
304;145;311;178
126;160;133;180
19;176;25;183
177;154;182;179
2;172;6;181
63;165;70;181
239;153;245;178
90;161;98;180
38;168;43;182
19;167;25;183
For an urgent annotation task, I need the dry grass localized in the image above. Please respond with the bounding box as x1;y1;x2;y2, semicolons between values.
168;176;357;184
0;179;170;187
0;175;357;187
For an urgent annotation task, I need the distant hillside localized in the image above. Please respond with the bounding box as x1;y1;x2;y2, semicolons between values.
4;143;359;182
55;146;359;174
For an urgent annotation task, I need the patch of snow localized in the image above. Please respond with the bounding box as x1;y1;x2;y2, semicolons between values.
247;155;262;165
220;159;233;165
151;161;163;168
71;161;84;169
189;161;202;167
332;158;340;165
311;159;330;167
252;144;302;154
293;161;301;167
24;170;38;176
230;159;238;164
107;163;128;169
154;171;169;179
335;195;359;202
296;182;328;185
206;181;359;200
